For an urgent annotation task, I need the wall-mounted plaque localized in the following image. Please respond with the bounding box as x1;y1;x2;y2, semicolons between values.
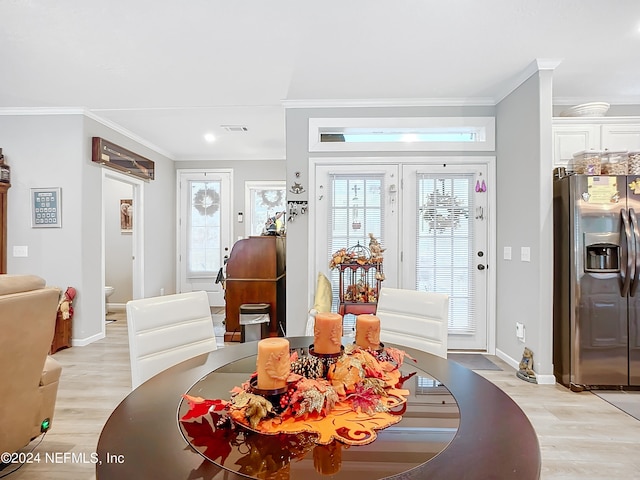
92;137;155;181
31;187;62;228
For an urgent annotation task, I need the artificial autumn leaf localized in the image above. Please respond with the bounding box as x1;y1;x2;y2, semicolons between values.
231;392;275;429
397;370;417;388
180;414;235;465
384;346;415;366
180;394;227;421
353;350;384;379
348;384;385;415
296;377;332;393
327;356;365;396
290;349;300;362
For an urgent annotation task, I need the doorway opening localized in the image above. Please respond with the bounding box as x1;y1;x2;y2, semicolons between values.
101;169;144;335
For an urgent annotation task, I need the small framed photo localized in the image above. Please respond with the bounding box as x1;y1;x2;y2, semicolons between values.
120;199;133;232
31;187;62;228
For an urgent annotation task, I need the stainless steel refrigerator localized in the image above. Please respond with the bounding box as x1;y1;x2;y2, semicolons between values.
553;174;640;390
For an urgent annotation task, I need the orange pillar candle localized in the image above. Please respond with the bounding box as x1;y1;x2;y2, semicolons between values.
256;338;290;390
355;314;381;350
313;312;343;354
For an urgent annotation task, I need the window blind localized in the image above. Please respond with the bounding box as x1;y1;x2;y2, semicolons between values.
416;173;475;335
327;173;386;311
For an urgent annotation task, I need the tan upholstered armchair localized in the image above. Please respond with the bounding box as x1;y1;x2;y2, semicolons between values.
0;275;62;454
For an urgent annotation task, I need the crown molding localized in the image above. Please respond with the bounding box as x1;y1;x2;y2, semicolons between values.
493;58;563;105
282;97;496;109
554;96;640;106
0;107;175;160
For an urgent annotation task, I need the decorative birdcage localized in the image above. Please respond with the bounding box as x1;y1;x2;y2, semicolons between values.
330;240;385;316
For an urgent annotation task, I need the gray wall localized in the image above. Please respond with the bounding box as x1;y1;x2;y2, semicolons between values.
1;113;175;343
496;70;554;377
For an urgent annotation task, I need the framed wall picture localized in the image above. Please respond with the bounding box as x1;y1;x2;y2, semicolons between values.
31;187;62;228
245;181;286;236
120;199;133;232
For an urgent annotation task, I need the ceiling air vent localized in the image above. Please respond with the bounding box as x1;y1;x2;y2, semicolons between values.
221;125;248;132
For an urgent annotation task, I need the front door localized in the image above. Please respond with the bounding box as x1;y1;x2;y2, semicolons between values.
313;160;491;351
178;170;232;306
402;164;488;350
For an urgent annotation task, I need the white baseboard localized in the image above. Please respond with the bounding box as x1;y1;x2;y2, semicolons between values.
535;374;557;385
106;303;126;313
72;330;105;347
495;348;519;370
496;348;557;385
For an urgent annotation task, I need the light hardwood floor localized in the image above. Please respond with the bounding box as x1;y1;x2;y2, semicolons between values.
3;314;640;480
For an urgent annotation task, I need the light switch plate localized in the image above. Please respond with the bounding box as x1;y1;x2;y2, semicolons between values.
521;246;531;262
503;246;512;260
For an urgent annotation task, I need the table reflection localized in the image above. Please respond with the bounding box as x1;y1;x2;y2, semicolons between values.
178;352;460;480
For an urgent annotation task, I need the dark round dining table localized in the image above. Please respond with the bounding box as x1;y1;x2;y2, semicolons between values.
96;337;540;479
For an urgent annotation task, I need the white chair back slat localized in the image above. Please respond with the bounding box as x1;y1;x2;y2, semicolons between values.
126;291;217;389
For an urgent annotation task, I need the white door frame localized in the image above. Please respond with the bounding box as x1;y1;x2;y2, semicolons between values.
101;168;145;335
176;168;233;306
309;156;496;354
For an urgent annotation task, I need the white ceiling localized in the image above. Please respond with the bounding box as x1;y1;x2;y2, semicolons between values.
2;0;640;161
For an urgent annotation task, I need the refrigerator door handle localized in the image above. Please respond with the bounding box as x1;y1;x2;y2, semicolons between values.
621;208;634;297
630;208;640;297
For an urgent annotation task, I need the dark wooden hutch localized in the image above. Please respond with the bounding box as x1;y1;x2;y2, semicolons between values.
0;182;9;274
224;236;286;342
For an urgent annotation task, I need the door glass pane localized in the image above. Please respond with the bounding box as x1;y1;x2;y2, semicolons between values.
327;174;385;312
188;180;221;277
416;175;475;334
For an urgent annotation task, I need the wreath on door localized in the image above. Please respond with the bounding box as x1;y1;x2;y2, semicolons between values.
259;189;284;209
193;188;220;216
421;191;467;232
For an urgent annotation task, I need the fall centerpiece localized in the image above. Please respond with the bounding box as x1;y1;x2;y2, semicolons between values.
181;339;415;448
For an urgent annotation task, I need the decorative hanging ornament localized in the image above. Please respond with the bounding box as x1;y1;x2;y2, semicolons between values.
351;184;362;230
481;180;486;192
475;179;487;193
475;180;481;193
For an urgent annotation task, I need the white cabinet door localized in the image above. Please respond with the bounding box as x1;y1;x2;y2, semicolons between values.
602;124;640;151
552;125;601;167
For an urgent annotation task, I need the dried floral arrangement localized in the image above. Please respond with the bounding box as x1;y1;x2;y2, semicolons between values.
329;234;385;270
180;344;416;447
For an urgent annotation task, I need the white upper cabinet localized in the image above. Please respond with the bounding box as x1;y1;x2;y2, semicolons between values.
601;124;640;151
552;124;600;166
553;117;640;167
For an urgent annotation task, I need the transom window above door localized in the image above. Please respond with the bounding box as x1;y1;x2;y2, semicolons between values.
309;117;495;152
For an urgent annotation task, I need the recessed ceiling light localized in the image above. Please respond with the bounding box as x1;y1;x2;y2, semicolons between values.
204;133;216;143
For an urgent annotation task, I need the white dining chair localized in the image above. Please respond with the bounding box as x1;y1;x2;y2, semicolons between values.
126;290;218;389
375;287;449;358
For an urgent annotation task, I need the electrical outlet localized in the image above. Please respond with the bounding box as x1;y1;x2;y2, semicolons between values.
13;245;28;257
503;246;512;260
516;322;526;342
521;246;531;262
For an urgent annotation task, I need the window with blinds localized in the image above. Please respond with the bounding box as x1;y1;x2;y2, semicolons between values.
416;174;475;335
187;180;222;278
327;173;385;311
